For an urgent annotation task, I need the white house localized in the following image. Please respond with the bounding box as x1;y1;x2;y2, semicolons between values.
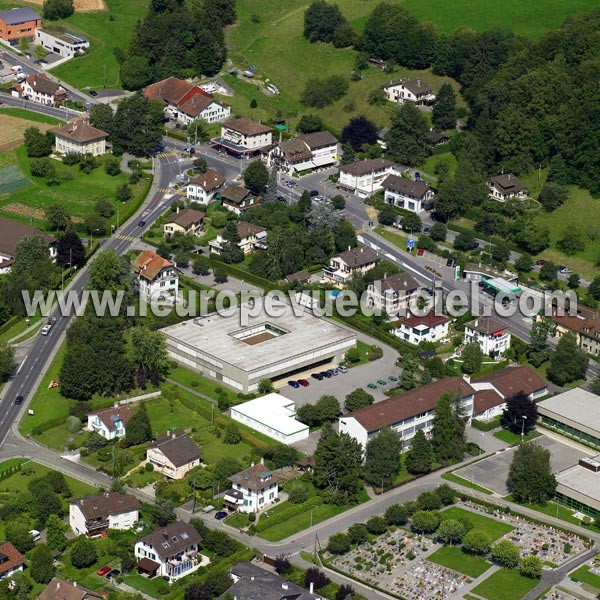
383;174;435;214
209;221;267;256
0;542;25;580
163;208;205;239
52;117;108;157
231;394;309;445
69;492;140;536
339;377;475;451
146;430;201;480
464;317;511;358
365;272;421;317
219;184;259;215
212;118;273;156
323;246;378;287
135;521;208;581
264;131;338;175
186;169;226;204
14;74;67;106
339;158;399;198
87;404;134;440
35;28;89;58
224;461;281;514
383;78;436;105
177;93;230;125
132;250;179;305
488;174;528;202
391;312;449;345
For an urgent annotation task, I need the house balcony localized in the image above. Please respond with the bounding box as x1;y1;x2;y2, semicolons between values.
86;519;109;532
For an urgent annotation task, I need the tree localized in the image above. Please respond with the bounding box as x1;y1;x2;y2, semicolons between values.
364;427;401;488
130;326;170;384
257;378;274;394
333;219;357;251
89;103;114;135
204;0;236;26
12;236;55;287
6;521;34;553
432;391;466;462
126;403;152;447
430;222;447;241
501;391;538;435
0;344;15;383
30;544;54;584
288;485;309;504
45;202;71;231
316;395;340;422
405;429;433;474
104;155;121;176
56;230;85;269
558;228;585;255
436;484;456;505
71;536;98;569
515;254;533;273
567;273;580;289
150;497;176;527
462;529;491;555
304;568;330;590
297;114;324;133
539;182;568;212
341;115;378;151
491;243;510;264
220;221;244;264
436;519;465;545
432;83;456;130
461;343;483;373
116;183;132;201
19;36;30;55
491;539;521;568
34;43;47;60
213;457;243;491
520;555;543;578
328;533;351;554
547;332;588;386
385;103;431;166
274;555;291;575
348;523;369;544
508;442;557;504
539;261;557;282
402;212;422;233
303;0;346;43
411;510;441;533
24;127;53;157
87;250;130;293
417;490;442;511
301;75;348;108
43;0;74;20
331;195;346;210
223;423;241;444
243;160;269;193
336;584;355;600
184;570;232;600
345;388;374;412
378;203;397;226
366;515;387;535
384;504;408;526
453;231;477;251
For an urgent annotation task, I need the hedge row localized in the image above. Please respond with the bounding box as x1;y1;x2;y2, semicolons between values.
339;314;416;357
206;257;280;292
471;416;502;431
252;496;323;533
0;316;20;336
446;222;521;254
31;415;66;436
0;463;22;483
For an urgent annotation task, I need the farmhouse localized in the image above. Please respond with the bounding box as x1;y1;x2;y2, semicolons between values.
212;118;273;156
14;74;67;106
390;311;449;345
365;272;421;316
0;217;56;273
383;174;435;214
464;317;511;358
0;7;41;45
488;173;528;202
264;131;339;174
224;461;281;513
132;249;179;305
209;221;267;256
161;298;356;393
339;158;399;197
186;168;226;204
219;183;259;215
35;28;89;58
231;394;309;445
69;492;140;536
163;208;205;239
0;541;25;580
52;117;108;156
383;78;436;105
146;430;201;480
87;404;134;440
323;246;378;287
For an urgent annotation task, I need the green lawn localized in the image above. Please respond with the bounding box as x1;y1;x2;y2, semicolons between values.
441;507;514;541
226;512;250;529
442;472;493;495
428;545;492;578
570;564;600;590
471;568;540;600
169;365;238;406
493;428;541;446
0;107;63;125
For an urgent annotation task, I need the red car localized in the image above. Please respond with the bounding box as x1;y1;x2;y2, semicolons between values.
97;565;111;577
297;379;310;387
536;259;546;266
417;248;424;256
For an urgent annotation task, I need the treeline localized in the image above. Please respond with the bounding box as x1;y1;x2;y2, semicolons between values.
118;0;236;90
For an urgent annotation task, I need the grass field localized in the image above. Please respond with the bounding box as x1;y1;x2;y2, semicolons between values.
0;107;63;126
570;564;600;590
472;568;540;600
493;428;541;446
441;507;514;541
428;545;492;577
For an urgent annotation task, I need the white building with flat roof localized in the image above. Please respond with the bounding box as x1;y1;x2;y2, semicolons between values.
555;457;600;519
231;394;309;445
161;300;356;393
35;28;89;58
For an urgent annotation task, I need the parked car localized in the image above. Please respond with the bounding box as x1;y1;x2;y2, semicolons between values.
97;566;111;577
288;380;300;388
214;511;227;520
446;258;454;267
388;375;398;382
321;371;332;378
14;395;23;405
337;365;348;374
417;248;424;256
423;227;430;235
376;379;387;385
298;379;309;387
309;190;319;197
89;89;98;96
367;383;377;389
311;373;323;380
107;569;120;579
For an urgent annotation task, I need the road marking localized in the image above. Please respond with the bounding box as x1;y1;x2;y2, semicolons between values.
155;151;178;158
115;234;139;242
16;356;27;374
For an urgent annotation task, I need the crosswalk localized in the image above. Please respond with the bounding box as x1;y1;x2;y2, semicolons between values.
157;187;188;196
155;151;179;158
157;187;171;193
115;234;139;242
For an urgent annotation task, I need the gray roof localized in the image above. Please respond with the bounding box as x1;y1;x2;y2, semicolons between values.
382;174;432;198
70;492;140;520
138;521;201;560
0;7;40;25
538;388;600;430
149;430;201;467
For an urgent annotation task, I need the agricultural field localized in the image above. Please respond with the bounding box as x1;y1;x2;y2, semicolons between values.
0;111;58;153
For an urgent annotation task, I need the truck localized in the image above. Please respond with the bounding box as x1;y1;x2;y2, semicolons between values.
40;317;57;336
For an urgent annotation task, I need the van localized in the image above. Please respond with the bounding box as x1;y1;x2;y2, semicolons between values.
201;505;216;513
40;325;51;336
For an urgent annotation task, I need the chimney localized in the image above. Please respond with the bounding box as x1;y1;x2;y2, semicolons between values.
282;583;289;590
176;206;180;214
251;461;255;468
260;457;264;465
417;79;421;86
310;582;314;594
347;246;351;251
163;530;169;538
475;319;478;327
462;374;471;383
56;582;60;590
73;582;77;588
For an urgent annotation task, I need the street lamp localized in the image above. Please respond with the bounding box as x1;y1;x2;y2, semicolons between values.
521;415;527;443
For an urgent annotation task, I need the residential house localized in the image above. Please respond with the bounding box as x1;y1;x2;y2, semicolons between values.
132;250;179;304
223;460;281;513
220;184;259;215
339;158;399;198
186;169;226;204
391;311;449;345
323;246;378;287
264;131;338;174
284;269;311;286
224;562;322;600
209;221;267;256
0;216;56;274
14;74;67;106
35;28;89;58
163;208;205;239
383;174;435;214
464;317;511;358
146;430;201;480
143;77;230;125
488;174;528;202
472;388;506;423
212;118;273;156
39;579;102;600
0;541;25;580
544;303;600;356
87;404;134;440
383;78;436;105
135;521;208;581
339;377;475;451
428;131;450;146
365;272;421;317
52;117;108;156
0;7;41;45
69;492;140;536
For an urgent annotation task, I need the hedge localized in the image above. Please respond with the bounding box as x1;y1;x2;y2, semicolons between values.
252;496;323;533
0;315;20;336
447;222;521;254
31;416;67;436
0;462;23;483
206;257;280;292
471;416;502;431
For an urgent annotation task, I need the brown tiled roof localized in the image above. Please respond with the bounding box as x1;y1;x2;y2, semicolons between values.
88;404;134;433
179;94;225;118
340;158;394;176
190;168;226;192
137;557;161;573
0;541;25;576
149;430;201;467
285;269;310;284
144;77;195;105
394;311;449;329
476;365;547;398
221;184;251;203
465;317;508;336
237;221;265;239
549;304;600;339
346;377;474;433
26;74;65;97
52;118;108;143
133;250;174;282
333;246;378;268
164;208;205;229
38;578;102;600
490;174;525;194
383;174;432;198
473;389;505;416
299;131;338;149
138;521;200;559
70;492;140;519
224;118;273;136
279;138;312;162
0;217;55;258
229;463;282;492
376;272;420;293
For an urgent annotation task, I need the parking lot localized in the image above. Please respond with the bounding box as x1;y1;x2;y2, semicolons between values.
455;434;591;496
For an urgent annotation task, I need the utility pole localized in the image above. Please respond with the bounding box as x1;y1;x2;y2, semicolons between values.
103;63;106;89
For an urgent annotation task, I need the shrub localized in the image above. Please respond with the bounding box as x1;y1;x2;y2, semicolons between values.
66;415;82;433
366;516;387;535
288;485;310;504
145;462;154;472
